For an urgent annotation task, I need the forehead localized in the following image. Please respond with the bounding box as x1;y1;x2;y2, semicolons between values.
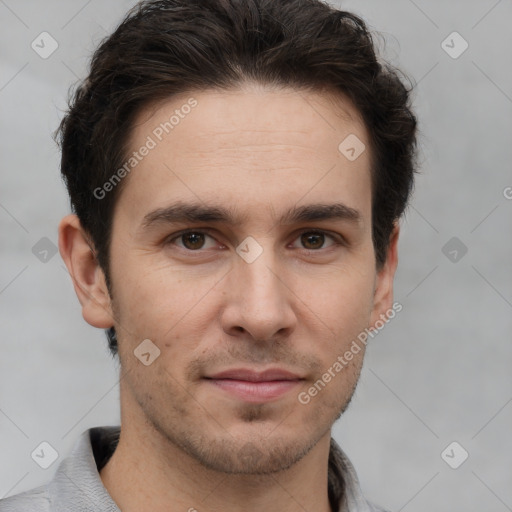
116;85;372;228
133;84;365;151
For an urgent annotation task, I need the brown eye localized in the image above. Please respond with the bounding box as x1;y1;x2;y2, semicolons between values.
300;231;326;250
181;232;206;250
290;230;341;252
166;230;220;252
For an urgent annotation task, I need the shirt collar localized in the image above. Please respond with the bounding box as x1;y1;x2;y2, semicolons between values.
48;426;379;512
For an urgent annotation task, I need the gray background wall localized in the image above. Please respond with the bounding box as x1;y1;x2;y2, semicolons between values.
1;1;511;510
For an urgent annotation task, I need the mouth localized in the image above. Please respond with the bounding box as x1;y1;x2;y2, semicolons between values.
203;368;304;403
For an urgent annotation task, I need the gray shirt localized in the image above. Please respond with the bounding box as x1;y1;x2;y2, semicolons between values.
0;426;389;512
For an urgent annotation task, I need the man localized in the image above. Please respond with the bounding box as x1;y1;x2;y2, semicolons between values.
0;0;416;510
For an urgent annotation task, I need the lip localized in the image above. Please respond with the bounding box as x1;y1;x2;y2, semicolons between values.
207;368;303;381
204;368;304;403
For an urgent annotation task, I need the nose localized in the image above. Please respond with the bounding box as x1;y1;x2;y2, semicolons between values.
220;248;297;342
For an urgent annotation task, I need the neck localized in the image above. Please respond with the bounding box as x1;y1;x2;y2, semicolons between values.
100;416;334;512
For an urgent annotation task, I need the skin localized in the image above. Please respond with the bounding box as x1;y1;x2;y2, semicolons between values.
59;83;399;512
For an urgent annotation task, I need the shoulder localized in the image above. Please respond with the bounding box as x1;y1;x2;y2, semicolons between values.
0;426;120;512
0;485;50;512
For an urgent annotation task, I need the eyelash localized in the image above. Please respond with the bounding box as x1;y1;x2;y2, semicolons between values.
165;228;345;253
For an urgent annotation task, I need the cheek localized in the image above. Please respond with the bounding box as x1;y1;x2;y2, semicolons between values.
296;267;375;384
304;265;375;333
112;255;213;331
112;273;221;375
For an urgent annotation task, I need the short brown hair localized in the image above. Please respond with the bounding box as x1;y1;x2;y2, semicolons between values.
56;0;417;356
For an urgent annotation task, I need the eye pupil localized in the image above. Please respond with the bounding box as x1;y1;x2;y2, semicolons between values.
301;232;324;249
182;232;205;250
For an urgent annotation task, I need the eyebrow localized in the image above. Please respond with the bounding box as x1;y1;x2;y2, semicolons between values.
140;201;361;231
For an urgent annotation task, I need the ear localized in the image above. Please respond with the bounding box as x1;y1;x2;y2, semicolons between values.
369;223;400;327
58;214;115;329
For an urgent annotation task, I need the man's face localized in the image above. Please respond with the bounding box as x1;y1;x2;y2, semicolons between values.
104;85;395;474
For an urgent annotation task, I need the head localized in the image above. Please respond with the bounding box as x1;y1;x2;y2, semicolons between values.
58;0;416;475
